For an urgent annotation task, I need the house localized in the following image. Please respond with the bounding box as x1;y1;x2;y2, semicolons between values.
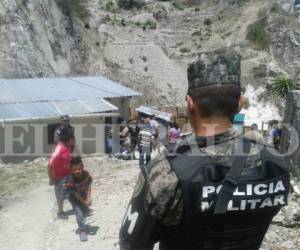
0;76;141;162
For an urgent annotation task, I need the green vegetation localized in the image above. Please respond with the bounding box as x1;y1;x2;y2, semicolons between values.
204;18;212;26
145;19;157;29
269;74;295;99
246;17;270;50
243;97;251;110
270;3;284;14
102;14;112;23
104;0;114;12
117;0;144;9
172;2;184;11
102;15;157;29
253;64;267;78
180;47;190;53
65;0;88;21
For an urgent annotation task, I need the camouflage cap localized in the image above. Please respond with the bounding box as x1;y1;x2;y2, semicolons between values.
187;52;241;94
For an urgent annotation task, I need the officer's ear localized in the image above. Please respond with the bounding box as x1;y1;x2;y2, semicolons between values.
238;95;245;112
186;95;196;114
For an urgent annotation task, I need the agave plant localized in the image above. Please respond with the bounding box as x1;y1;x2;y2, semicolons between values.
269;74;295;99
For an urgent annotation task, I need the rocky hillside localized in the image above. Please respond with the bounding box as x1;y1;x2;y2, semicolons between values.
1;0;300;118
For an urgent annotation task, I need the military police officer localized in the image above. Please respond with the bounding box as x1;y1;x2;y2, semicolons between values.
119;52;290;250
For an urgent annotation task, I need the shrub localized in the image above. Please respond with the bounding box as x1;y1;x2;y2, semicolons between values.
117;0;144;9
145;20;157;29
270;3;283;14
204;18;212;26
64;0;88;21
102;15;112;23
104;0;114;11
180;47;190;53
246;18;270;50
243;97;251;110
172;2;184;11
269;74;295;99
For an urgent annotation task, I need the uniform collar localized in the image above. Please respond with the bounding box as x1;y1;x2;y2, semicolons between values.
194;128;239;147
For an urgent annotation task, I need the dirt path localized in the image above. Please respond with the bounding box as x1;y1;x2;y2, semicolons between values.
0;156;139;250
1;155;299;250
0;180;52;250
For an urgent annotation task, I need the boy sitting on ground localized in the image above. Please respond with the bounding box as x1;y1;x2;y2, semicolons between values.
67;156;93;241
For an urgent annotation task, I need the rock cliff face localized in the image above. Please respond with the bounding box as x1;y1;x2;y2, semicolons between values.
0;0;89;78
1;0;300;118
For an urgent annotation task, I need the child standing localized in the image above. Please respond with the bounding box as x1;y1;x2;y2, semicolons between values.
67;156;93;241
48;128;73;219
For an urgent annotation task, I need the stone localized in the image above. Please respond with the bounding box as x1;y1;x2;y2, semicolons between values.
280;240;294;249
129;13;157;24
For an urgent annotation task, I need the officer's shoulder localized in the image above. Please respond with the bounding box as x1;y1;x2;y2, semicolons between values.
241;134;274;152
146;153;172;175
145;153;179;187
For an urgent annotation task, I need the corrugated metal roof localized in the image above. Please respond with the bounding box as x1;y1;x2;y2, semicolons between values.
0;99;118;121
136;106;173;122
0;76;141;104
70;76;141;98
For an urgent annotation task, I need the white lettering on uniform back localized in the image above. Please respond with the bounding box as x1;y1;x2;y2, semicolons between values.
227;200;239;211
201;201;212;211
248;199;261;209
269;182;274;194
122;205;139;235
202;186;215;198
273;195;286;206
254;184;268;195
259;197;273;208
246;184;252;196
240;200;247;210
216;185;222;194
274;181;285;193
233;187;245;196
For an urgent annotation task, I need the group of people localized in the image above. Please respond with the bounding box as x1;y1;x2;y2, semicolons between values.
246;120;283;151
119;51;290;250
48;117;95;242
48;51;290;249
116;115;183;168
113;115;160;168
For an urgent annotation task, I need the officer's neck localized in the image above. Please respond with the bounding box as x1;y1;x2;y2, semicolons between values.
193;116;232;137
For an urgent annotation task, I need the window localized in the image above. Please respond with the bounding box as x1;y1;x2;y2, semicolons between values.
47;123;61;145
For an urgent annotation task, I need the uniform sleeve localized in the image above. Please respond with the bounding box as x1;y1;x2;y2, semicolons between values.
119;155;182;250
119;167;157;250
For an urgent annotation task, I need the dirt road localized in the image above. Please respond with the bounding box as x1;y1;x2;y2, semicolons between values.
1;155;300;250
0;156;139;250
